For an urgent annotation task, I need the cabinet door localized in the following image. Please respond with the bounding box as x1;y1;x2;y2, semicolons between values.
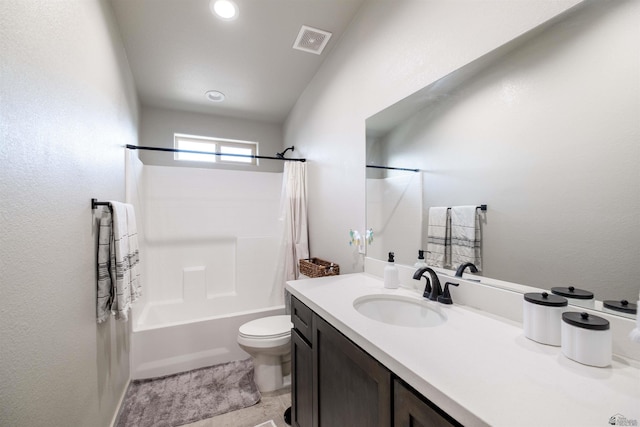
314;316;391;427
393;380;458;427
292;329;313;427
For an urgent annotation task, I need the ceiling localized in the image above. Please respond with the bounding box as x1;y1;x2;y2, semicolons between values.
109;0;366;124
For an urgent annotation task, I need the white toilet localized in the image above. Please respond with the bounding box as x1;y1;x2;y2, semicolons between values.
237;315;292;392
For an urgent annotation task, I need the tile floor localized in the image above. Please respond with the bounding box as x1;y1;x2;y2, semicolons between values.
182;387;291;427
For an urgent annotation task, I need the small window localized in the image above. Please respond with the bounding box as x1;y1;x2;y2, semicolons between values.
174;134;258;165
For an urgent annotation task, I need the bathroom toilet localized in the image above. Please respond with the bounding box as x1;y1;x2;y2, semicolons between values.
237;315;292;392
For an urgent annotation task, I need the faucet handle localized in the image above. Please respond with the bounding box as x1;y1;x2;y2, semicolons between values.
437;282;459;305
421;277;432;299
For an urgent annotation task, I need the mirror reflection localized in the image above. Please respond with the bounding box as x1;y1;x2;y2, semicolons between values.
365;1;639;316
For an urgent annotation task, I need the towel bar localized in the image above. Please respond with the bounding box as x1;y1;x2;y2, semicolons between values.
91;198;111;210
447;205;487;211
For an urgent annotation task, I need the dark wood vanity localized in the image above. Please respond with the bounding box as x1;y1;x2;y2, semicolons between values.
291;295;460;427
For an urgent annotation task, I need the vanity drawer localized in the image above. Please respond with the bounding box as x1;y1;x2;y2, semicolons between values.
292;296;313;343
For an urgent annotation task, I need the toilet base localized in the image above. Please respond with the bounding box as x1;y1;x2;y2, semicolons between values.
253;353;284;392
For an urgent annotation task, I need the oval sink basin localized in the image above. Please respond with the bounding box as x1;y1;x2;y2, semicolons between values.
353;294;446;327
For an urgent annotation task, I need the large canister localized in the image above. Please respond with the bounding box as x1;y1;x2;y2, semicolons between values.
523;292;568;346
561;311;611;367
551;286;594;309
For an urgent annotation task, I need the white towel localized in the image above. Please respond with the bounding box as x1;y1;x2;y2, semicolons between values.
451;206;482;271
96;201;141;323
426;207;450;268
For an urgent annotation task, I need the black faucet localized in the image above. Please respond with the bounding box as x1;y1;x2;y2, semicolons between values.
413;267;442;301
455;262;478;277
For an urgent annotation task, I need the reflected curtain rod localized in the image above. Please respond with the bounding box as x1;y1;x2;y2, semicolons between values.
125;144;306;162
366;165;420;172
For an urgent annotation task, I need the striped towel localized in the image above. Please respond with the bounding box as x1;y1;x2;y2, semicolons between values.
97;209;113;323
426;207;450;268
96;202;141;323
451;206;482;271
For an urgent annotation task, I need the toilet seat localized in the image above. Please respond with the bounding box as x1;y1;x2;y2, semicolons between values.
239;315;292;339
238;315;292;348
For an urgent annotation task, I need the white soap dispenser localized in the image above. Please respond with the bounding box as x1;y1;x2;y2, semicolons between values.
384;252;399;289
414;250;427;268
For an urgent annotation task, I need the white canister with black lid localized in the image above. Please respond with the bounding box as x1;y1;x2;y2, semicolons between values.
551;286;595;309
523;292;568;346
561;311;611;367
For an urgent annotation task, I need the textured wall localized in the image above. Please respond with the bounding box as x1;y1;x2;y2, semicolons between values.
0;1;138;426
284;0;582;273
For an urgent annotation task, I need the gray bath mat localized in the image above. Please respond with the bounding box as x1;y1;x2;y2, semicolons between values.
116;358;261;427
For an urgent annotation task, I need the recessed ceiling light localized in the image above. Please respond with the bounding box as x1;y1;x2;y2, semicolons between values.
205;90;226;102
210;0;238;21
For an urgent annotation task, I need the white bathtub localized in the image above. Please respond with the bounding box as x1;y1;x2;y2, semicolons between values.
131;297;285;379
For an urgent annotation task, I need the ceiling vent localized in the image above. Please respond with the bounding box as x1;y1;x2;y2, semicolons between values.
293;25;332;55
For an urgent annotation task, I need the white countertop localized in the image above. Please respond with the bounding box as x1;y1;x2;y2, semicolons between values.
286;273;640;427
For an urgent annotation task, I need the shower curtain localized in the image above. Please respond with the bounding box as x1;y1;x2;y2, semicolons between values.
272;161;309;311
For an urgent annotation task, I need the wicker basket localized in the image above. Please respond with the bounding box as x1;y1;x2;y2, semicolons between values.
299;258;340;278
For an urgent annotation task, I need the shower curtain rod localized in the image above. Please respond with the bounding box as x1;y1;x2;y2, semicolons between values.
125;144;306;162
366;165;420;172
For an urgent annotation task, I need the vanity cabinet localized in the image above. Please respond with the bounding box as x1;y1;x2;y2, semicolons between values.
394;379;457;427
291;296;460;427
291;296;314;427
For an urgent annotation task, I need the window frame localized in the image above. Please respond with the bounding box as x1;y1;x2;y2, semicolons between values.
174;133;259;166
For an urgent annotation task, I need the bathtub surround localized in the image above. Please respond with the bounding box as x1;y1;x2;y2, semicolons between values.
129;165;285;379
116;358;260;427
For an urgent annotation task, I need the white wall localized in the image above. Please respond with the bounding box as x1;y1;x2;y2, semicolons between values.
140;105;285;172
284;0;582;274
380;0;640;301
0;1;138;426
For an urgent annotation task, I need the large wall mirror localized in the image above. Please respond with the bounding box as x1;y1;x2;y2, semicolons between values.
365;1;639;318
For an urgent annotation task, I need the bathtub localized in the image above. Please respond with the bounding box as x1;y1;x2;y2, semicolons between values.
131;297;285;379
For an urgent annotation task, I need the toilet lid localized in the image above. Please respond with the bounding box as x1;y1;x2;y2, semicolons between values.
239;315;292;339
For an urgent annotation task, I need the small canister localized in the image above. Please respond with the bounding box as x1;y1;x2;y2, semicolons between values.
523;292;568;346
551;286;595;309
561;312;611;367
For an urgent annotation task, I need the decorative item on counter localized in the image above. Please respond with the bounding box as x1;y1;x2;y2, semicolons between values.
384;252;399;289
365;228;374;245
414;250;427;268
349;229;362;246
523;292;568;346
299;258;340;278
602;299;637;315
551;286;595;308
561;312;611;367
